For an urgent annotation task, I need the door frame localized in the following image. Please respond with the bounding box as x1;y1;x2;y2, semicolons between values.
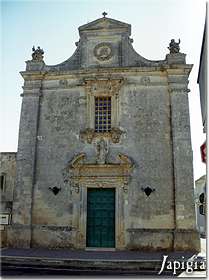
72;180;126;250
86;187;116;248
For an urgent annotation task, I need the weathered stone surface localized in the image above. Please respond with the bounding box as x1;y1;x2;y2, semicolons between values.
173;230;200;252
127;229;173;251
0;153;16;203
0;152;16;247
31;225;76;249
5;15;200;251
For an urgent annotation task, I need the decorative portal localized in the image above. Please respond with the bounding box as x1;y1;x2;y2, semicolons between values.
66;152;133;250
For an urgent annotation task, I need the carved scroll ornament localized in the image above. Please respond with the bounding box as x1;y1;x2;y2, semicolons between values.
80;127;123;144
68;153;133;193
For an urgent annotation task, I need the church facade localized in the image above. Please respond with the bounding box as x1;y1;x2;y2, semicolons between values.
2;15;200;251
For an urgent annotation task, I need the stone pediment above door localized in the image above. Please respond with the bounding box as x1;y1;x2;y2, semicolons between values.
67;152;133;192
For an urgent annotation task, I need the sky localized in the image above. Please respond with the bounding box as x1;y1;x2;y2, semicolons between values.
0;0;207;180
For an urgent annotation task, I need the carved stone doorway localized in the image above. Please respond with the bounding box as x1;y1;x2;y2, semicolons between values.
67;153;133;250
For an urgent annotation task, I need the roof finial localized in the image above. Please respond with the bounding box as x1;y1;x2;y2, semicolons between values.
102;11;107;18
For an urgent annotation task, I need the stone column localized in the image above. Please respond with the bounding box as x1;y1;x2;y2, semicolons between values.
167;67;200;252
8;69;43;247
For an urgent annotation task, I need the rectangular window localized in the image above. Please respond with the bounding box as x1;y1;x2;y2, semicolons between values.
95;96;111;132
0;174;6;192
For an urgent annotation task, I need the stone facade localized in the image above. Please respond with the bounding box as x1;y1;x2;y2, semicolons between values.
6;16;200;251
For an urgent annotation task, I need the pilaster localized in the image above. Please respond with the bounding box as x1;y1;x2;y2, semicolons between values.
167;67;200;251
9;75;43;248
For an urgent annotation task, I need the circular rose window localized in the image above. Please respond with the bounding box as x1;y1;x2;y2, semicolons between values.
94;43;113;61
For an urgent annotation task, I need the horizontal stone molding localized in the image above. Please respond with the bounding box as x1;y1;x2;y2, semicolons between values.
8;224;31;229
32;225;75;232
127;228;198;233
168;88;190;93
20;92;42;97
20;65;193;82
127;228;175;232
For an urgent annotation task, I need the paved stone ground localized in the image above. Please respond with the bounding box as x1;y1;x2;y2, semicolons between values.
178;271;206;277
1;247;196;261
178;238;206;278
1;239;206;277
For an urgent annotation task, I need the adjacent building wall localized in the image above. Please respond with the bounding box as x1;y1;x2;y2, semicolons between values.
0;152;16;247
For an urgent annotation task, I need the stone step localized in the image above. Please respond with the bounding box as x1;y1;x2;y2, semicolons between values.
2;256;205;274
2;256;163;271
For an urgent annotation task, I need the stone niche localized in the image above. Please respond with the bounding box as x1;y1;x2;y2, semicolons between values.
67;152;133;249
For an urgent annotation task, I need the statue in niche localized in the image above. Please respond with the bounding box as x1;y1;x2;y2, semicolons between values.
168;39;181;54
96;138;108;164
32;46;44;61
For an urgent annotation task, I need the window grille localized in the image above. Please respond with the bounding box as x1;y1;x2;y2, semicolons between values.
95;96;111;132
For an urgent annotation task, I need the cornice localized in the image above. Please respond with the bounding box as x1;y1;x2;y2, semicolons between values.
20;64;193;81
20;71;47;80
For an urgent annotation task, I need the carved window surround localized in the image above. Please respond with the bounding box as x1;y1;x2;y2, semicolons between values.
80;78;124;143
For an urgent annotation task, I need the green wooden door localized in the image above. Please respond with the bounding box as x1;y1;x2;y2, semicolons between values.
86;188;115;248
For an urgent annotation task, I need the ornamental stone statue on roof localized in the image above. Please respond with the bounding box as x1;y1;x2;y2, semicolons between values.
32;46;44;61
168;39;181;54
